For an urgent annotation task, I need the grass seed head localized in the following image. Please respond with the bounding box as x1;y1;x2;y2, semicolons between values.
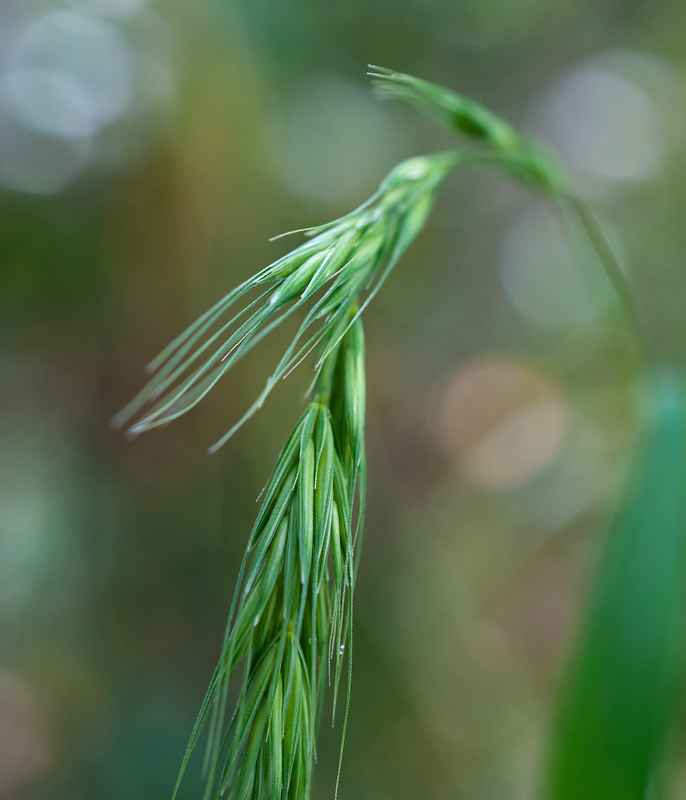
112;153;454;452
368;65;521;151
169;324;366;800
368;65;569;196
116;67;590;800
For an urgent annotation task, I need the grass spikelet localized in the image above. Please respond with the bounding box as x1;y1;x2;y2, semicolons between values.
112;151;460;454
116;65;657;800
368;65;520;150
167;321;366;800
368;65;567;193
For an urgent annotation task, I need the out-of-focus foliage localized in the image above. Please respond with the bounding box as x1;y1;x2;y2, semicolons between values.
546;369;686;800
1;1;686;800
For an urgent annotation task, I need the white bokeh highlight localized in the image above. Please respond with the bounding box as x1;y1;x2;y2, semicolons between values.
270;75;407;207
500;205;615;330
549;67;660;181
0;3;174;194
536;50;684;195
6;11;133;139
66;0;149;17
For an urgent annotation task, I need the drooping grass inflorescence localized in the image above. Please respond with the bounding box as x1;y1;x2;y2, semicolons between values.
169;318;366;800
368;65;522;150
118;67;651;800
112;150;462;453
116;128;470;800
367;67;646;350
368;65;568;194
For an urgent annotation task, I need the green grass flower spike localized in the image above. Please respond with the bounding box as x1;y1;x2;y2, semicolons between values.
117;66;643;800
171;319;366;800
113;150;458;453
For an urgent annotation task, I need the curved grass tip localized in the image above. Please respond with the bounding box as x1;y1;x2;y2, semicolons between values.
367;64;520;152
113;151;459;451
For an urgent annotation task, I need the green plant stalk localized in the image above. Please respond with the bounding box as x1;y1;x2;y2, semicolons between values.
567;197;648;355
118;67;669;800
371;66;686;800
368;66;649;354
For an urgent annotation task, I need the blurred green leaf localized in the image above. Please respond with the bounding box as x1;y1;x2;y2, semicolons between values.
546;368;686;800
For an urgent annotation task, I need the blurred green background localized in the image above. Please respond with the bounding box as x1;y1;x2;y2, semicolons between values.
1;1;686;798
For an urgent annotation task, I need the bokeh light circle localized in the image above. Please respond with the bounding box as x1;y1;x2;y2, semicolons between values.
6;10;133;139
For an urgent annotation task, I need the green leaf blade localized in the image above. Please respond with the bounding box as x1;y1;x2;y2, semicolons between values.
546;368;686;800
